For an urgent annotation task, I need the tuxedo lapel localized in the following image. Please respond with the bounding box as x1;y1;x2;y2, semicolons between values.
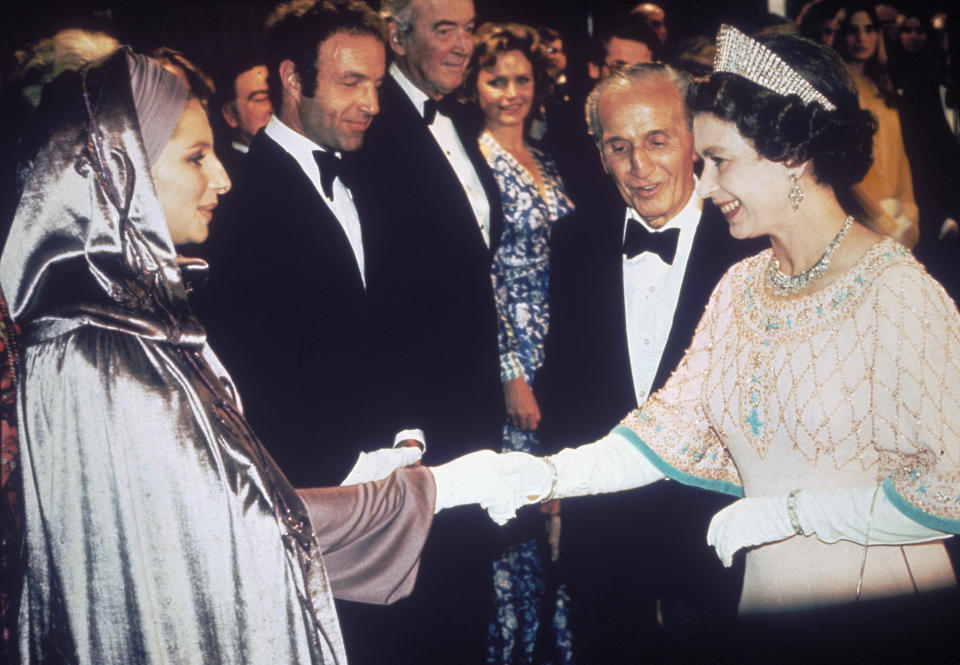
449;104;504;253
370;77;498;255
595;204;633;396
537;202;636;450
251;132;366;293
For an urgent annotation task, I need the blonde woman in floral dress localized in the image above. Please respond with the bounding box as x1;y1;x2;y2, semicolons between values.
465;22;574;665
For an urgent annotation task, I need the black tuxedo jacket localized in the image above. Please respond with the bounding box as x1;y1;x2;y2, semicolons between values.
348;75;505;462
537;196;762;452
194;131;396;487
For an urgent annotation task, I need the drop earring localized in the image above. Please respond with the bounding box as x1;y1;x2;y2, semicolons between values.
788;173;804;212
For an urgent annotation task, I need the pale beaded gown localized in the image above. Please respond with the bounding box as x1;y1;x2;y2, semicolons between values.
615;237;959;612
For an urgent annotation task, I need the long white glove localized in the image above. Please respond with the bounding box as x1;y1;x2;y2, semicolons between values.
707;486;951;567
431;434;664;525
545;432;665;499
429;450;553;525
340;446;424;486
706;496;796;567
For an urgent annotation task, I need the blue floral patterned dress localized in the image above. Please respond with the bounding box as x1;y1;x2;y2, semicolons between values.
480;132;575;665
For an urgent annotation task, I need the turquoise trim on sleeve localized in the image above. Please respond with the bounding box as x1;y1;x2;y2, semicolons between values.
613;425;744;498
882;477;960;535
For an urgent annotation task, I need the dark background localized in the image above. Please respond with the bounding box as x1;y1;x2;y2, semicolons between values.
5;0;960;99
0;0;787;83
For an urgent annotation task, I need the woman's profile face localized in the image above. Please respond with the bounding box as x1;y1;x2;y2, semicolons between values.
476;49;535;130
844;11;879;62
151;98;231;246
693;113;798;240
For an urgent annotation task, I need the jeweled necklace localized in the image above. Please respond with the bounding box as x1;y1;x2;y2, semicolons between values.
766;215;853;296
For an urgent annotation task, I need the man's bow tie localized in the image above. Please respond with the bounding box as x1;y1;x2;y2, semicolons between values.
313;150;344;200
423;97;451;125
623;218;680;264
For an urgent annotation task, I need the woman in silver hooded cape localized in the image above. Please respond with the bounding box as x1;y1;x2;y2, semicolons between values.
1;48;436;665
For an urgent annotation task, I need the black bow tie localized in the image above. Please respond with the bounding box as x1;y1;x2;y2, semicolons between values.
423;97;450;125
623;219;680;264
313;150;344;200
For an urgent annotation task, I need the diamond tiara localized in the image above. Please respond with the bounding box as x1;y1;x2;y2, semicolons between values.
713;24;837;111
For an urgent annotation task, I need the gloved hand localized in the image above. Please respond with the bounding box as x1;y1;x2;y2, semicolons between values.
706;486;950;567
429;450;553;525
340;446;423;486
706;496;796;567
546;432;664;499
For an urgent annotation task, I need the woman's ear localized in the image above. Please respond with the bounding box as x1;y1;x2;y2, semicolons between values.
789;160;810;183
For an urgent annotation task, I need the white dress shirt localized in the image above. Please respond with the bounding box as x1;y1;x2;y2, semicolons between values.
390;62;491;246
264;115;367;288
622;186;702;405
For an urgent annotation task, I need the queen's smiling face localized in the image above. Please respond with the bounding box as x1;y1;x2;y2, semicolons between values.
694;113;797;240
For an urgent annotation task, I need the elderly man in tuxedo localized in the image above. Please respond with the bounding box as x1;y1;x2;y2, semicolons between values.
352;0;503;463
346;0;504;661
537;63;762;664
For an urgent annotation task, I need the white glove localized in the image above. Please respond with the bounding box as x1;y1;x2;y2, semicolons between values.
340;446;423;486
429;450;553;525
546;432;664;499
707;486;951;567
707;496;796;567
794;486;949;545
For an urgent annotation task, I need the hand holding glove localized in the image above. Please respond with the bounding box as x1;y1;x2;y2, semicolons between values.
340;446;424;486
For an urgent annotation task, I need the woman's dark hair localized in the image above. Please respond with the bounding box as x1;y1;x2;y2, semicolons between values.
461;22;553;117
797;0;842;45
688;31;877;192
835;2;894;98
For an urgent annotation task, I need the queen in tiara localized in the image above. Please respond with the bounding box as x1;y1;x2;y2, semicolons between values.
485;24;960;655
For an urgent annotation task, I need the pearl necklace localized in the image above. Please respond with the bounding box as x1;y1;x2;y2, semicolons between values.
766;216;853;296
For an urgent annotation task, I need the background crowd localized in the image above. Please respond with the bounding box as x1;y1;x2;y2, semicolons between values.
1;0;960;664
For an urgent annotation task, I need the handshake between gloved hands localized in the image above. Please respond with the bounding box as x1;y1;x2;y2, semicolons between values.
341;435;951;565
340;446;554;525
343;433;667;526
429;450;556;525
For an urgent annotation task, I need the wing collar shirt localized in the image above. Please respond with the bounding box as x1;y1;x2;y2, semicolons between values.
389;62;491;246
622;184;702;405
264;115;367;288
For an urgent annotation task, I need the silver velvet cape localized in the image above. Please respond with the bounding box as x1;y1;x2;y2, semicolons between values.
1;49;434;665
